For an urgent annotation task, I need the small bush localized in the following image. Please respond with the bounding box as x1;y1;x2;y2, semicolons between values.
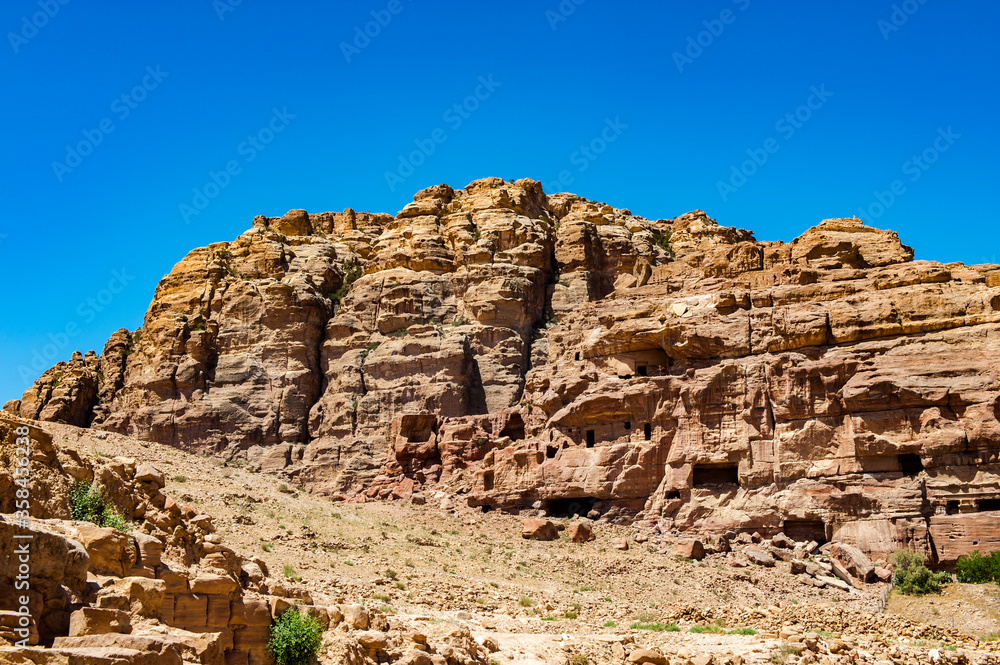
283;564;300;582
771;644;801;665
68;481;131;533
630;622;676;632
603;620;616;627
892;549;951;595
172;475;187;483
563;611;577;619
728;627;757;635
519;597;534;607
653;230;672;253
569;656;589;665
268;607;323;665
262;543;273;552
385;568;398;580
955;550;1000;584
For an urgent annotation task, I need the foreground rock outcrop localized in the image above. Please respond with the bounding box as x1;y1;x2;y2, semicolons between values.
13;178;1000;566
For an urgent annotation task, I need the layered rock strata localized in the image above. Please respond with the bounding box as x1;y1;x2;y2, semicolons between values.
15;178;1000;564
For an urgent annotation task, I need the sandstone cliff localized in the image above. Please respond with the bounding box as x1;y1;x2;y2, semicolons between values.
13;177;1000;565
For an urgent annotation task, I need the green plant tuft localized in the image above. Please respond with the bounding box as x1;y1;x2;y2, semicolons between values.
954;550;1000;584
891;549;952;595
69;481;132;533
268;607;323;665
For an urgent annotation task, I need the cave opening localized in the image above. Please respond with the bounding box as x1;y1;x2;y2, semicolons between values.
546;445;558;459
898;454;924;477
500;414;525;441
637;365;648;377
946;500;960;515
978;498;1000;512
585;430;595;448
624;421;631;430
692;464;739;487
782;519;827;545
665;490;680;500
643;423;652;441
541;497;598;518
575;352;580;361
480;505;493;513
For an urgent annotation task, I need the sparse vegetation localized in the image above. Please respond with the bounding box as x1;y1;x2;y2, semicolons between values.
172;475;187;483
771;644;801;665
891;549;952;595
328;259;363;308
519;596;534;607
282;564;300;582
653;229;672;253
68;481;132;533
954;550;1000;584
262;543;273;552
268;606;323;665
630;622;677;632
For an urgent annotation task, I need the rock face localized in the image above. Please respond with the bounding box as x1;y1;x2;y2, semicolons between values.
18;178;1000;565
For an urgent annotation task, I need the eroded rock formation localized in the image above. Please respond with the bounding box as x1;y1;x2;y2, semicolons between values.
16;178;1000;565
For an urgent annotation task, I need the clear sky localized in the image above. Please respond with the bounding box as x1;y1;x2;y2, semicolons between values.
1;0;998;402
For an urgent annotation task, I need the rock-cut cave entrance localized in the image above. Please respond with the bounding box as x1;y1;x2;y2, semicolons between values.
898;454;924;477
692;464;739;487
782;519;827;545
500;414;525;441
541;497;598;518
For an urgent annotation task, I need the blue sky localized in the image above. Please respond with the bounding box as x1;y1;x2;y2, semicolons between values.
1;0;998;401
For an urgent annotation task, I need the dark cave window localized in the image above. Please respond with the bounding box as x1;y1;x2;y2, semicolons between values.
946;500;960;515
665;490;680;500
782;519;827;545
500;414;525;441
898;454;924;477
541;497;598;518
546;445;558;459
978;498;1000;512
575;352;580;361
643;423;652;441
637;365;648;377
585;430;595;448
692;464;739;486
624;421;631;430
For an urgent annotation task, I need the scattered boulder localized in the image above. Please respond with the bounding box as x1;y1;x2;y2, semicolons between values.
671;538;705;560
629;647;668;665
568;521;594;542
829;542;875;583
521;518;558;541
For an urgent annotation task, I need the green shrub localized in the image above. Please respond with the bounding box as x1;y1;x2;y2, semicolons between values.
954;550;1000;584
892;549;951;595
653;230;672;253
328;259;363;307
630;622;677;632
68;481;131;533
519;597;534;607
268;607;323;665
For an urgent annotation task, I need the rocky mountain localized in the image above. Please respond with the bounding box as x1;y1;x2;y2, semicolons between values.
10;177;1000;566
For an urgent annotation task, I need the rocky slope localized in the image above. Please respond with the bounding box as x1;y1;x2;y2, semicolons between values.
10;177;1000;567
